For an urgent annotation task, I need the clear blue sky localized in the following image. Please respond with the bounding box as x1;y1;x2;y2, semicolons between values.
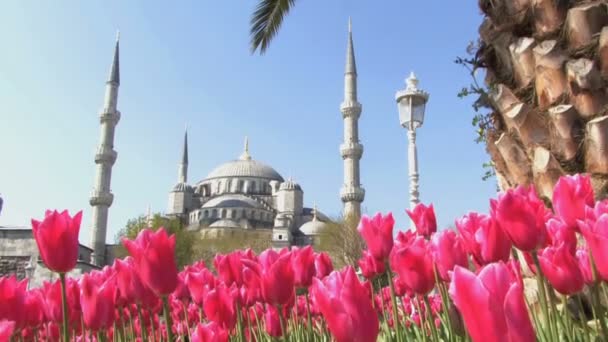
0;1;496;245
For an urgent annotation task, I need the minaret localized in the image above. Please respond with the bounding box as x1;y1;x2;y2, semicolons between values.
90;33;121;266
178;128;188;183
339;18;365;221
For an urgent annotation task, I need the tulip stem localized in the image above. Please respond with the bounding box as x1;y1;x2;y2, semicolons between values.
575;294;591;342
236;301;245;342
531;252;555;341
588;249;608;340
162;296;175;342
306;292;313;341
136;304;147;342
182;302;191;341
59;273;70;342
277;304;286;342
386;268;403;342
424;295;441;342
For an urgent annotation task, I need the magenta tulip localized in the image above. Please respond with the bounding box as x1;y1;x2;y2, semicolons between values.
579;214;608;281
31;210;82;273
80;273;116;331
0;320;15;342
406;203;437;238
0;276;26;328
312;267;379;342
538;243;584;295
123;228;179;295
576;248;594;285
292;246;316;288
243;250;295;307
430;229;468;281
390;235;435;295
358;250;386;279
456;212;511;266
553;174;594;230
192;321;229;342
314;252;334;279
358;212;395;261
491;186;550;251
449;263;535;342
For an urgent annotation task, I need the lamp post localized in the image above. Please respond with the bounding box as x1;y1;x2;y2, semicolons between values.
395;72;429;211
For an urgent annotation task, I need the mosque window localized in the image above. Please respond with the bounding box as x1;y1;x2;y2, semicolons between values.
278;234;283;240
251;181;257;193
212;209;217;218
221;209;227;218
204;211;209;218
238;180;244;192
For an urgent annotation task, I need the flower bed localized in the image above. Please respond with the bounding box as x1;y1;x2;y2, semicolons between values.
1;174;607;341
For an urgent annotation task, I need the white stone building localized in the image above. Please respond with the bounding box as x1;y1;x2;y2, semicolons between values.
166;136;329;249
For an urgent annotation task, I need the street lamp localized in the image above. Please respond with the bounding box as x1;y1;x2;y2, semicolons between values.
395;72;429;210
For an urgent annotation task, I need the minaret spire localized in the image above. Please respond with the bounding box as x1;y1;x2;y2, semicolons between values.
90;36;122;265
240;136;251;160
339;18;365;221
178;128;189;183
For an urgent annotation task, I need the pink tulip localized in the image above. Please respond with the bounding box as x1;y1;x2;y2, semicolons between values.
312;267;379;342
449;263;535;342
491;186;550;252
291;246;316;288
80;273;116;331
579;214;608;281
123;228;179;295
264;305;284;337
314;252;334;279
553;174;594;230
538;243;584;295
430;229;468;281
203;283;237;331
213;251;245;286
113;257;157;308
185;268;216;306
456;212;511;266
31;210;82;273
0;276;26;328
42;277;82;328
243;250;295;307
576;248;594;285
23;290;45;328
390;235;435;295
0;320;15;342
406;203;437;238
358;213;395;261
191;321;228;342
358;250;386;279
546;218;577;254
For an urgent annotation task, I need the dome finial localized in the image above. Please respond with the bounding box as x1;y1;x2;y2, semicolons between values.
239;136;251;160
313;202;318;221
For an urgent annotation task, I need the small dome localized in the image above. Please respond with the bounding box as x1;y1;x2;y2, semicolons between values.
279;178;301;191
209;219;242;229
299;219;327;235
172;182;194;192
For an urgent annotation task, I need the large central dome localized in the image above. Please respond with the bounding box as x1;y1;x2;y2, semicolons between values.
206;159;284;181
204;137;284;181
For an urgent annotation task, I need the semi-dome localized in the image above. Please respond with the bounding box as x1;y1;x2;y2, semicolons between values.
205;159;284;181
209;219;242;229
279;178;301;191
202;194;264;209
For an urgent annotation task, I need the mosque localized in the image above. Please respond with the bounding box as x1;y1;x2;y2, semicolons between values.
0;20;365;279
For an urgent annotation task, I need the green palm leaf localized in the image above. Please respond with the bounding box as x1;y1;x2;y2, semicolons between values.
250;0;297;54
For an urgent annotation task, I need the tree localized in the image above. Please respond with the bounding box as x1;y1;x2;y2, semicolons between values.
114;214;196;269
191;230;271;269
315;214;365;269
250;0;298;54
461;1;608;200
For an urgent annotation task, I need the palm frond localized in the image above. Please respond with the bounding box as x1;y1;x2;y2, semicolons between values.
250;0;297;55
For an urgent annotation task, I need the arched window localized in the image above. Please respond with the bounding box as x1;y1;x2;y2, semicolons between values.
251;181;257;193
221;209;227;218
212;209;218;218
238;180;244;192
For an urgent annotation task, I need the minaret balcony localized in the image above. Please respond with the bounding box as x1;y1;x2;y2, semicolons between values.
95;149;117;164
89;191;114;206
99;109;121;124
340;186;365;203
340;142;363;159
340;101;362;118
